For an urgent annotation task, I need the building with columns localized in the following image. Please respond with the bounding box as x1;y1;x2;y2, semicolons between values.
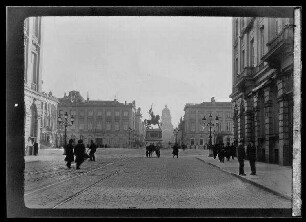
161;105;174;147
24;17;59;154
230;17;294;166
183;98;234;149
57;91;144;148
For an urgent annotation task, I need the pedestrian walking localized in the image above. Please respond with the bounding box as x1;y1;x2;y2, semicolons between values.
34;141;38;156
182;143;186;151
26;137;33;156
74;139;86;170
65;139;74;169
225;142;231;161
172;143;179;158
247;141;257;175
237;139;246;176
213;144;218;159
88;140;97;161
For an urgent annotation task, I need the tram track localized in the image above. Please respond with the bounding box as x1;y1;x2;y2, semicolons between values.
24;157;131;197
52;169;120;208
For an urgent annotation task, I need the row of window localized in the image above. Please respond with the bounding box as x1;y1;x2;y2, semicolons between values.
234;18;289;76
187;122;233;132
59;109;130;118
69;121;131;131
188;111;233;119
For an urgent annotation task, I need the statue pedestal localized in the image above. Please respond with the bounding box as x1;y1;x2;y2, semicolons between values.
145;128;163;145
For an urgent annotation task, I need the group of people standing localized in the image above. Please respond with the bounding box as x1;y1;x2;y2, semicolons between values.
146;143;161;158
212;142;236;163
64;139;97;169
211;140;257;176
25;137;39;156
237;140;257;176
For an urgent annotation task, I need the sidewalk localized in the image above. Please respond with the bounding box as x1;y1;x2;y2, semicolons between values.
197;151;292;200
24;148;64;163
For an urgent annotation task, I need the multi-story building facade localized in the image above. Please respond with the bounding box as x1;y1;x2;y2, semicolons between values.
230;17;294;166
24;17;59;154
161;105;174;147
183;98;234;149
57;91;144;148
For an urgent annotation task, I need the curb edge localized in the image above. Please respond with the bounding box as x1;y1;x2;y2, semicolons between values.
196;157;292;201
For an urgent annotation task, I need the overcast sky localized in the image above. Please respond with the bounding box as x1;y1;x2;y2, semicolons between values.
41;16;232;127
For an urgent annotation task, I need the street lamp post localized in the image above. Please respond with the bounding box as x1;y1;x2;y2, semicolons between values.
202;113;219;157
58;112;74;148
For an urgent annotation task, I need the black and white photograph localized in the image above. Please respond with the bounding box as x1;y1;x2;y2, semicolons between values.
6;6;301;218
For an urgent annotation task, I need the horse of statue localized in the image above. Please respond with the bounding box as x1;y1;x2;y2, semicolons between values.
144;106;161;129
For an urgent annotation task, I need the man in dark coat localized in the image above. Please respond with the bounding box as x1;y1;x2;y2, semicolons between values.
225;142;231;161
213;144;218;159
89;140;97;161
172;143;179;158
247;141;256;175
230;141;236;159
145;143;150;157
74;139;86;169
218;143;225;163
64;139;74;169
237;139;246;176
34;141;39;156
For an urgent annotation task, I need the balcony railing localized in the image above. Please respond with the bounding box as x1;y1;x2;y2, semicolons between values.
267;25;294;50
235;67;254;89
262;25;294;67
253;62;268;75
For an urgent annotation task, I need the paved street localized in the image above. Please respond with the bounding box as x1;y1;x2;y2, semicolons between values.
24;148;291;209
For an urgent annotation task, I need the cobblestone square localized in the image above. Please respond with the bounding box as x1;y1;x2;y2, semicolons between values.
24;148;291;209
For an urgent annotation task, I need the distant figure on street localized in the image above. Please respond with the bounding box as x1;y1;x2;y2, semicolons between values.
218;143;225;163
89;140;97;161
155;143;161;158
74;139;86;169
230;141;237;159
247;141;256;175
65;139;74;169
225;142;231;161
172;143;179;158
237;139;246;176
182;143;186;151
33;141;38;156
145;143;150;157
213;144;218;159
26;137;33;156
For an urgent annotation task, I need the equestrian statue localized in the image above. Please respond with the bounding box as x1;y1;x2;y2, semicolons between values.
144;104;161;129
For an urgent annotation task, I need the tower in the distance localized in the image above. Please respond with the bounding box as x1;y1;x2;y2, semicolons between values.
161;105;174;147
